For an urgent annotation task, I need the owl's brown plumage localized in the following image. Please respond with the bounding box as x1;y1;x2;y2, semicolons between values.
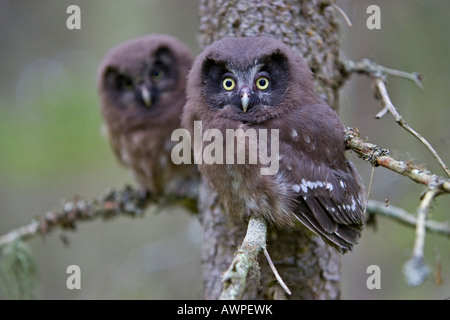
182;37;366;253
98;34;196;195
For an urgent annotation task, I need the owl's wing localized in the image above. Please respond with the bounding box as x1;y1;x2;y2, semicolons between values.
278;106;366;253
288;160;365;253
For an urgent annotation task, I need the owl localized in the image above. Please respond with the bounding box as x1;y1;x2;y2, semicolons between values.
98;34;197;196
182;37;366;253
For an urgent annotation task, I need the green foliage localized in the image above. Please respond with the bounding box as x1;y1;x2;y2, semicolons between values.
0;80;104;183
0;240;38;300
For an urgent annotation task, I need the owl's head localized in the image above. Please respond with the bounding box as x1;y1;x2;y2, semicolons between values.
98;34;193;132
186;37;317;125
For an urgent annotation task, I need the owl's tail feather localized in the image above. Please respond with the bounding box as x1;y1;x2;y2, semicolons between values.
292;205;363;254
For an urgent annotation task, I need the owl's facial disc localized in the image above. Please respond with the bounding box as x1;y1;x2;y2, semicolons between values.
221;67;267;113
202;54;289;122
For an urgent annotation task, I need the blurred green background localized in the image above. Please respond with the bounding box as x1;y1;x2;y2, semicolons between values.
0;0;448;299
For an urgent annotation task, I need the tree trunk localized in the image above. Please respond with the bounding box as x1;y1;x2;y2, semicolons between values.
197;0;344;300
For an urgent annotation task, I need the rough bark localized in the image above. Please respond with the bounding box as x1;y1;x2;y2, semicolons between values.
198;0;344;299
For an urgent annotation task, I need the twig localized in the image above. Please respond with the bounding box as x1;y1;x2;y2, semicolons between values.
345;128;450;194
413;189;439;258
343;58;449;178
403;188;441;287
0;222;40;248
366;199;450;238
219;217;268;300
373;79;450;178
331;4;352;27
343;58;423;90
363;167;375;215
263;248;291;295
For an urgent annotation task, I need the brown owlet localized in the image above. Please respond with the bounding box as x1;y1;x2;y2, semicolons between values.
182;37;366;253
98;34;196;196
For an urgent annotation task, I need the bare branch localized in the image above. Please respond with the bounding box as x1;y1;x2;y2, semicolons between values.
0;222;40;248
366;199;450;238
345;128;450;194
219;217;267;300
402;188;441;287
0;183;198;250
219;217;293;299
343;58;423;89
413;189;440;258
343;58;449;177
373;79;450;178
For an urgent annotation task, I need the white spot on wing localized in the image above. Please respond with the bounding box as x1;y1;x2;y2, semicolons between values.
291;129;299;141
301;183;308;193
296;179;333;193
351;196;357;211
304;135;311;144
292;184;300;193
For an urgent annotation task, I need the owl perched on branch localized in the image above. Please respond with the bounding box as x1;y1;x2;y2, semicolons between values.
98;34;197;196
182;37;366;253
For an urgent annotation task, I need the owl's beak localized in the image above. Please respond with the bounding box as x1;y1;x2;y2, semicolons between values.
240;87;251;113
140;85;152;107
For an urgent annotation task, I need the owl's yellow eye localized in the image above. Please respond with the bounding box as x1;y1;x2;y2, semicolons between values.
256;76;270;90
222;77;236;91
